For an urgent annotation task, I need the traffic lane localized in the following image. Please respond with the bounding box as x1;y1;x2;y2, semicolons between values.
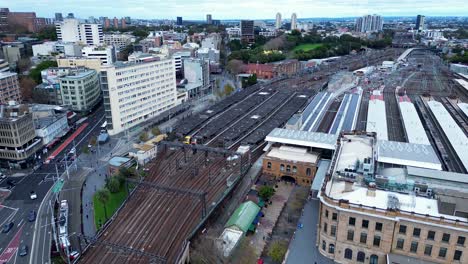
28;189;53;264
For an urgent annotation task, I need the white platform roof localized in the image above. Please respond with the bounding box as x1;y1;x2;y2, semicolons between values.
399;101;431;145
366;98;388;141
459;103;468;119
407;166;468;185
265;128;337;150
454;78;468;92
267;146;319;164
427;100;468;171
377;140;442;170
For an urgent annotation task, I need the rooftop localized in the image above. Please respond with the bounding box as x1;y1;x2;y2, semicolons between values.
265;128;337;150
108;156;132;167
399;101;431;145
335;134;373;172
366;95;387;141
376;140;441;170
266;146;319;164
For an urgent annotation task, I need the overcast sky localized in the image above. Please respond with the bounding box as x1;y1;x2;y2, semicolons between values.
5;0;468;19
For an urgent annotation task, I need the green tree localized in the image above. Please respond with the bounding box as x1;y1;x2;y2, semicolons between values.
96;188;111;220
106;176;121;193
29;60;58;83
89;136;97;146
226;59;244;75
139;132;149;142
34;26;58;41
223;84;235;96
258;185;275;200
151;127;161;136
82;145;89;154
268;241;288;263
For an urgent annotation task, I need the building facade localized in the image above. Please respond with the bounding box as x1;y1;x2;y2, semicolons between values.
183;58;211;98
291;13;297;30
56;57;102;72
100;59;177;135
59;69;101;112
240;20;255;43
275;13;282;29
416;15;425;31
55;18;103;45
0;103;42;168
103;34;134;51
81;45;116;66
32;41;82;57
355;14;383;33
0;72;21;104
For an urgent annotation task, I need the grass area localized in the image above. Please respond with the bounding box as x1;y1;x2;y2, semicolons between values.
292;43;323;52
93;186;129;230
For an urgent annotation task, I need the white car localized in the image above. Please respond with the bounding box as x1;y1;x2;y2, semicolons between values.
29;191;37;200
0;173;6;180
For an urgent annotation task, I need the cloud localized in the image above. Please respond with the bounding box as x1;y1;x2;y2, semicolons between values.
6;0;468;19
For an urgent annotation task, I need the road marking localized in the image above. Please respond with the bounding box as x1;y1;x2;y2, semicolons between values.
41;210;48;264
0;226;23;263
17;219;23;227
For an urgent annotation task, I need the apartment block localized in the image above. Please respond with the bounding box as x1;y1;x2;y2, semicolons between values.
58;68;101;112
103;34;135;51
55;18;103;45
81;45;116;66
0;72;21;104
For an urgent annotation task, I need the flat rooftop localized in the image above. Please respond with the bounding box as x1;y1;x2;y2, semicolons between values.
265;128;337;150
376;140;442;170
266;146;319;164
335;134;373;172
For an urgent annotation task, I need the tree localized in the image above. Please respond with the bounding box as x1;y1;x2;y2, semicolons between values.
96;188;111;220
29;60;58;83
106;176;121;193
226;59;244;75
119;167;136;179
17;57;31;73
82;145;89;154
139;132;149;142
119;44;134;61
258;185;275;200
243;74;257;88
223;84;235;96
151;127;161;136
268;241;288;263
34;26;57;41
19;76;36;102
89;136;97;146
32;89;50;104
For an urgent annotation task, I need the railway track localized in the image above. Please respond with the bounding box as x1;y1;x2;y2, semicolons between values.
383;87;406;142
438;97;468;137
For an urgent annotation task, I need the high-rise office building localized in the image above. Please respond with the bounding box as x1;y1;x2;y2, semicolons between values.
0;72;21;104
55;18;103;45
55;12;63;22
240;20;255;43
355;14;383;33
81;46;116;66
113;17;119;28
416;15;425;31
206;14;212;24
67;13;74;19
177;16;183;26
58;68;101;112
291;13;297;30
275;12;282;29
100;59;177;135
0;8;9;31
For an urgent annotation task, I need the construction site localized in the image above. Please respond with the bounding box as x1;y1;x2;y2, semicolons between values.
76;47;468;263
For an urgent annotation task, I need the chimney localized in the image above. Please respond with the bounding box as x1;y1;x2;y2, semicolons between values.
344;179;354;192
367;182;376;197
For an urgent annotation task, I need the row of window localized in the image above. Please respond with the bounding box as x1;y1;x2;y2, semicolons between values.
396;238;463;261
398;224;465;245
266;162;313;176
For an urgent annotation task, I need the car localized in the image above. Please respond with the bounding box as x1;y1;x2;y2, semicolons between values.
0;173;6;180
2;222;13;233
69;251;80;260
29;191;37;200
19;245;28;256
28;210;36;222
6;179;15;186
69;147;76;155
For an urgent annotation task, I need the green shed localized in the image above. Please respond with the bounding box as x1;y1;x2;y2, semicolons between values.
225;201;261;233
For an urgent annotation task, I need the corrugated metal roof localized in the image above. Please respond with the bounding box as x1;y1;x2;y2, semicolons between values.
266;128;337;150
399;101;431;145
459;103;468;119
407;166;468;184
366;97;388;141
224;201;260;233
377;140;442;170
427;100;468;171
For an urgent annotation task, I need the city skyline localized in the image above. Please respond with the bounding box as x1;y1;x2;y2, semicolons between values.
5;0;468;20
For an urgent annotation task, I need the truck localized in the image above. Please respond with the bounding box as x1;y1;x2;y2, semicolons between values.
183;136;197;145
98;132;109;144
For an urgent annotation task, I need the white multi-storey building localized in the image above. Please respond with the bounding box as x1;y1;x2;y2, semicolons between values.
275;12;282;29
291;13;297;30
32;41;82;57
103;34;135;51
100;58;177;135
81;46;116;66
55;18;103;45
355;14;383;33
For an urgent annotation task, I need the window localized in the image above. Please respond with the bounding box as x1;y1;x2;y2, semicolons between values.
286;165;291;172
399;225;407;234
332;213;337;221
292;166;297;173
413;228;421;238
397;238;405;249
457;236;466;246
349;217;356;226
370;255;379;264
267;162;271;169
280;164;285;171
357;251;365;262
439;247;447;258
360;232;367;244
306;168;311;176
344;249;353;260
424;245;433;256
322;240;326;251
375;222;383;231
427;231;435;240
325;210;329;218
362;219;369;229
323;223;328;233
331;225;336;237
328;244;335;254
347;230;354;241
373;235;381;247
410;241;418;253
442;233;451;243
454;250;462;261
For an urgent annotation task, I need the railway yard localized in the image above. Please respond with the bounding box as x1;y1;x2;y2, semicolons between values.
78;47;468;263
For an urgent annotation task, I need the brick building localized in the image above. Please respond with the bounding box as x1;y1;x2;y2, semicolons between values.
243;59;302;80
0;72;21;104
262;145;319;186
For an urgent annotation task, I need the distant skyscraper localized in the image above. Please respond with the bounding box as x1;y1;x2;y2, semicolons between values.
355;14;383;33
416;15;425;31
240;20;255;43
206;14;212;24
55;12;63;21
113;17;119;28
121;18;126;29
291;13;297;30
67;13;74;19
124;16;131;25
177;16;183;26
275;12;282;29
104;17;110;28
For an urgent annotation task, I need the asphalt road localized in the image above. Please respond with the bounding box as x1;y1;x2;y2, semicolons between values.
0;104;105;264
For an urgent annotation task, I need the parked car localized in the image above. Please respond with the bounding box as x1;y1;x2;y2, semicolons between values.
69;251;80;260
0;173;6;180
28;210;36;222
19;245;28;256
29;191;37;200
2;222;14;233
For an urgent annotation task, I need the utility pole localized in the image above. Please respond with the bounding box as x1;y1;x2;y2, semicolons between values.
49;200;59;254
64;153;70;180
